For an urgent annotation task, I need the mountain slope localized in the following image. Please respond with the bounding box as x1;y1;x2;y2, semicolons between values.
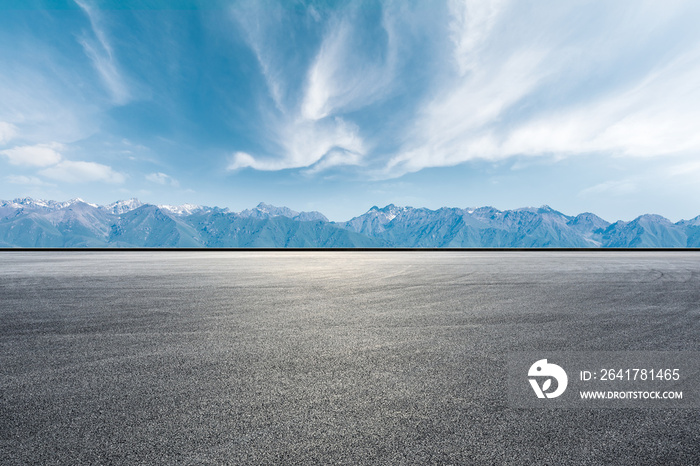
0;198;698;248
43;202;114;247
602;215;687;248
0;214;65;247
238;202;328;222
110;205;204;247
678;216;700;247
186;211;379;248
340;205;597;248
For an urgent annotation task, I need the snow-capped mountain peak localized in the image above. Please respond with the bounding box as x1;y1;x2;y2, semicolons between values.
237;202;328;222
7;197;71;211
1;197;697;248
103;198;144;215
157;203;206;216
67;198;98;208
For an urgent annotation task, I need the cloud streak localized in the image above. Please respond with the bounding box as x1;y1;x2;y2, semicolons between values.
229;2;407;173
146;172;180;187
74;0;130;104
229;116;365;172
226;1;700;180
40;160;126;184
383;0;700;177
0;122;16;145
301;15;397;121
5;175;50;186
1;140;126;184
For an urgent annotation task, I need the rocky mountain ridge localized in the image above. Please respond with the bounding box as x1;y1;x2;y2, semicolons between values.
1;198;698;248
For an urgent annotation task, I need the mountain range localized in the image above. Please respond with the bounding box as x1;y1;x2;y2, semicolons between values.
1;197;699;248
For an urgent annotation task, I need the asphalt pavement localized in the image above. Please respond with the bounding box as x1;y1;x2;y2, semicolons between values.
1;251;699;465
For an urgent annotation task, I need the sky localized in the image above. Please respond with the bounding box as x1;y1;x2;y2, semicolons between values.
1;0;700;222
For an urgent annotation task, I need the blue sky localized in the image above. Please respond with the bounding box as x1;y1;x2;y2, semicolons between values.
2;0;700;221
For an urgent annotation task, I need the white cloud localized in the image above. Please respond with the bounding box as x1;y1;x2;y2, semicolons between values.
5;175;49;186
0;3;119;146
229;2;410;173
228;151;257;170
146;172;180;187
75;0;130;104
229;1;700;180
279;117;365;169
232;4;292;111
496;49;700;159
304;148;364;175
0;122;17;145
382;0;700;177
228;117;365;171
449;0;508;76
0;56;101;145
39;160;126;184
1;143;63;167
301;17;397;121
387;48;548;174
579;179;638;197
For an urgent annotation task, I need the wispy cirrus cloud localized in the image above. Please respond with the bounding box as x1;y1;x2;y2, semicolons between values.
301;15;398;121
146;172;179;187
74;0;131;105
0;122;16;145
0;3;138;196
384;0;700;177
232;2;305;113
228;116;365;172
449;0;508;76
5;175;51;186
580;179;638;197
229;2;405;174
386;47;549;175
0;1;131;149
0;56;99;145
228;0;700;181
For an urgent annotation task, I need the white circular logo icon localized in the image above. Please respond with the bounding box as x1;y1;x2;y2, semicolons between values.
528;359;568;398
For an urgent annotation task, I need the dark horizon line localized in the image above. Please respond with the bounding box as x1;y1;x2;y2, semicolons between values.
1;247;698;252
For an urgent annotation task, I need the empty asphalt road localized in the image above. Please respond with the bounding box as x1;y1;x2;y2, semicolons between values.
1;251;699;464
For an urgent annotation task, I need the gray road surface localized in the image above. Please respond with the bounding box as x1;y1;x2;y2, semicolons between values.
1;251;699;465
